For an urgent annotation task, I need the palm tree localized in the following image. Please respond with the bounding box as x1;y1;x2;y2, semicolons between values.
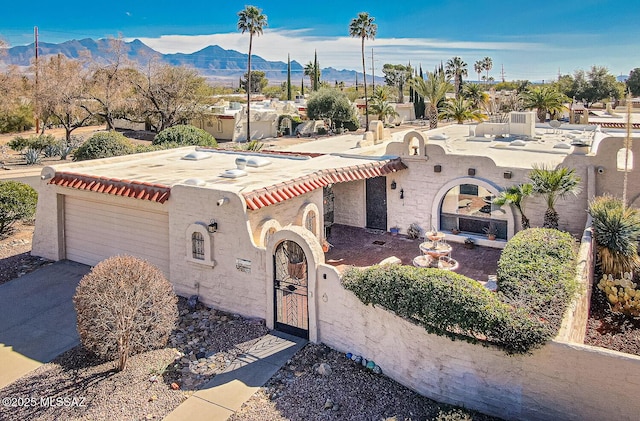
304;61;317;90
445;57;468;98
237;5;267;142
529;165;582;229
369;88;399;122
520;86;567;123
493;184;533;230
439;97;487;124
349;12;377;130
474;60;483;83
462;83;489;111
410;71;451;129
482;57;493;86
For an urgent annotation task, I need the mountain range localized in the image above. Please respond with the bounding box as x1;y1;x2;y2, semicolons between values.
1;38;378;86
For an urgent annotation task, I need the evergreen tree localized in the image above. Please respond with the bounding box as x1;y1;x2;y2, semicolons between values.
287;54;292;101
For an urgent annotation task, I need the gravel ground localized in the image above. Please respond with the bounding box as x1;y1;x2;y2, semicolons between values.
0;222;52;285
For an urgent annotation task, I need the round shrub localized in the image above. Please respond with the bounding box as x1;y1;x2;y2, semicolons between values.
0;181;38;237
73;255;178;371
152;124;217;147
72;131;133;161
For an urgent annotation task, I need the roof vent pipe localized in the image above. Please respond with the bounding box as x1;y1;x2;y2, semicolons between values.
235;157;247;170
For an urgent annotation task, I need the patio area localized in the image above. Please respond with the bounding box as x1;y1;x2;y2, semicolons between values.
324;224;502;282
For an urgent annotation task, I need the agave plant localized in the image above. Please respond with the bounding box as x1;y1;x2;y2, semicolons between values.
588;195;640;276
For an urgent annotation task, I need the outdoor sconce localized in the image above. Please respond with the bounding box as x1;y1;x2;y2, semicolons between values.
468;168;476;176
400;188;405;199
434;165;442;173
503;171;512;179
207;219;218;233
391;180;397;190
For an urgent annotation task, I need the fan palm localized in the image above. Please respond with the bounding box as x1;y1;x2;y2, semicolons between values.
493;184;533;230
445;57;468;98
482;57;493;86
237;5;267;142
529;165;581;229
520;86;567;123
349;12;377;130
410;71;451;129
304;61;319;91
474;60;483;83
462;83;489;111
369;97;399;122
439;97;487;124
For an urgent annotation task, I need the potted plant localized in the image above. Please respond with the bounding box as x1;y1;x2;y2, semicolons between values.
464;237;475;249
407;223;421;239
483;222;497;241
390;226;400;236
451;225;460;235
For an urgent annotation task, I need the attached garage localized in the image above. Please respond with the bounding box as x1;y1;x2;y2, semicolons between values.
64;196;170;274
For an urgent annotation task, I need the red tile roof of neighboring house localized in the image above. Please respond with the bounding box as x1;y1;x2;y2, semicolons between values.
49;172;171;203
242;157;407;210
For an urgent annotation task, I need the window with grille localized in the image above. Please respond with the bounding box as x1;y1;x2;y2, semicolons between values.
192;232;205;260
305;211;317;235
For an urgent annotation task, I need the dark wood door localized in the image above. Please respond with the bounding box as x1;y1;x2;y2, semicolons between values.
273;240;309;339
366;176;387;230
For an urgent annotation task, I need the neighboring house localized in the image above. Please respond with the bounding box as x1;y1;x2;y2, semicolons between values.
32;111;640;341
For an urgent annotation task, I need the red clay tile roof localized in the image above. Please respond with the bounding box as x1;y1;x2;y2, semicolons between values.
242;157;407;210
49;172;171;203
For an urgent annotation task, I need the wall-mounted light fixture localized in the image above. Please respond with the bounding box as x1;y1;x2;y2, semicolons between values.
503;171;512;179
390;180;397;190
400;188;405;199
468;168;476;176
434;165;442;173
207;219;218;233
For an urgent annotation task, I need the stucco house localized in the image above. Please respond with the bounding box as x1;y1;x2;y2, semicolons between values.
32;111;639;340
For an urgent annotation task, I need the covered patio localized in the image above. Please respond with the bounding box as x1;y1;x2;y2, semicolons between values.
324;224;502;282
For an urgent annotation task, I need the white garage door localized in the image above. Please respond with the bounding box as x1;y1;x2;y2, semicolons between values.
65;196;170;275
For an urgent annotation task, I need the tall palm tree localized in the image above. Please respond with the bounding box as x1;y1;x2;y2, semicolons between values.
520;86;567;123
529;165;582;229
304;61;317;90
474;60;483;83
462;83;489;111
445;56;468;98
410;71;451;129
482;57;493;86
493;184;533;230
237;5;267;142
349;12;377;130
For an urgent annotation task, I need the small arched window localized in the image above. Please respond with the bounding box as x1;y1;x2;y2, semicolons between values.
192;232;205;260
217;119;223;133
305;210;317;236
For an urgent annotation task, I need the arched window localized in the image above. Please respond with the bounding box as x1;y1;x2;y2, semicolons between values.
192;232;205;260
440;183;508;239
264;227;277;248
305;210;317;236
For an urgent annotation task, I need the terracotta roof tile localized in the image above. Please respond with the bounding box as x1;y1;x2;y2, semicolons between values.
49;172;171;203
242;157;407;210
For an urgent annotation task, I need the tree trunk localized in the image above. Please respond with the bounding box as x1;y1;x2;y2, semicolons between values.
246;34;253;142
537;108;547;123
521;214;530;230
428;104;438;129
361;37;368;130
543;207;559;229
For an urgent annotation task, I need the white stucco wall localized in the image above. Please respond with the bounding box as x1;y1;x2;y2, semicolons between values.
332;180;365;227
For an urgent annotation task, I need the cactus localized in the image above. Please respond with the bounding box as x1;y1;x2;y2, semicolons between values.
598;273;640;317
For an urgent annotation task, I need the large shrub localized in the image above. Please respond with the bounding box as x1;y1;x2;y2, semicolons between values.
306;88;359;130
0;181;38;237
588;195;640;276
73;255;178;371
497;228;578;333
152;124;217;147
73;131;133;161
342;265;547;354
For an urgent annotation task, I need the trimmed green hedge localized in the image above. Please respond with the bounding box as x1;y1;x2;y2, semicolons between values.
73;131;134;161
497;228;578;332
342;265;546;354
342;228;578;354
152;125;217;147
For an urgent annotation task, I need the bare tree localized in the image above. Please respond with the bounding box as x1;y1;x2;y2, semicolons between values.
73;255;178;371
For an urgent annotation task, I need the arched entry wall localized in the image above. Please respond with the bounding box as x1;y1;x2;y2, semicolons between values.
266;225;324;343
431;177;516;240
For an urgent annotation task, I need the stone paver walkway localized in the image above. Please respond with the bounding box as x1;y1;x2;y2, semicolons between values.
164;331;306;421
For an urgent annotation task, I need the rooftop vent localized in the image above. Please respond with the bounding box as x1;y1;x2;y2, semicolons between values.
220;168;248;179
184;178;206;186
247;157;271;167
182;151;212;161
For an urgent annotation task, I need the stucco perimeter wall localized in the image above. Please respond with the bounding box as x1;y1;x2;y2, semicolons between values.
168;185;267;319
332;180;365;227
315;264;640;421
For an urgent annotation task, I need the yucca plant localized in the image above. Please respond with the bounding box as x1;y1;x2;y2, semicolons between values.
588;195;640;276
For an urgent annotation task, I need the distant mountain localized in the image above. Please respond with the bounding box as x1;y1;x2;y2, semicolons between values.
0;38;380;86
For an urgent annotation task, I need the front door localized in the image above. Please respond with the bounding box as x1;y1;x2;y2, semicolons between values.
366;176;387;230
273;240;309;339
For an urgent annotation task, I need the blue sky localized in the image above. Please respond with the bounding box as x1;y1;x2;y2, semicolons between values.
2;0;638;81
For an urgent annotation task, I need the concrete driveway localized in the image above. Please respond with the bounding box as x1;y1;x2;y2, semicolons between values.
0;260;90;389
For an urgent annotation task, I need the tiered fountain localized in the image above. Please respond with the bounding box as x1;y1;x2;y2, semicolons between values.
413;229;459;271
